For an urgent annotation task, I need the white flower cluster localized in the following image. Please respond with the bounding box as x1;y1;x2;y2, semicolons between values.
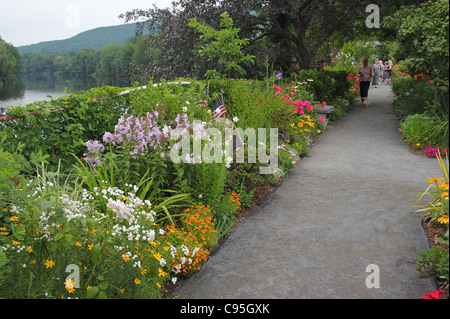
170;244;201;275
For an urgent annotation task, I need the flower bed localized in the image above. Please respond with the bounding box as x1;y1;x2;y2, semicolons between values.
412;153;449;299
0;75;356;299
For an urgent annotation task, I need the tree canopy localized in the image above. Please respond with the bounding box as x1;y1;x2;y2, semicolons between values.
383;0;449;90
120;0;427;80
0;36;22;88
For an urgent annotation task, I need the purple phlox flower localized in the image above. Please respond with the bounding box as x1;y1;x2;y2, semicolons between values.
86;140;105;153
103;132;114;143
275;71;283;80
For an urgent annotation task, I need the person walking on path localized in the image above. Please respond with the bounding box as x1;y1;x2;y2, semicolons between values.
358;58;373;107
372;59;383;88
385;61;393;85
379;60;384;83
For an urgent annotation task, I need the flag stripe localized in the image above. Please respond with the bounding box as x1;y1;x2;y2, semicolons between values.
213;97;227;118
213;105;227;118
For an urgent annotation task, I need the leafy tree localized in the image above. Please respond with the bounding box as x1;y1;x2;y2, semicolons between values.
121;0;417;80
189;12;255;110
188;12;255;79
383;0;449;91
0;36;22;87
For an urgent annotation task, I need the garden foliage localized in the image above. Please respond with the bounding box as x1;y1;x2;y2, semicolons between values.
0;69;356;298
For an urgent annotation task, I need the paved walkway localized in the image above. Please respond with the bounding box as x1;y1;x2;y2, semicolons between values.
173;84;441;299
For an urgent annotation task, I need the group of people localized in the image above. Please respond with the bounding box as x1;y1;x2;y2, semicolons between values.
371;59;393;87
357;58;393;107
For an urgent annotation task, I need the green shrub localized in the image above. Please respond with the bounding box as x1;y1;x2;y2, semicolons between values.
292;69;351;102
393;78;434;120
0;86;129;171
400;113;448;149
416;245;449;283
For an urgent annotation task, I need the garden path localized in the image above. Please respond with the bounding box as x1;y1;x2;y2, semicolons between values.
172;84;442;299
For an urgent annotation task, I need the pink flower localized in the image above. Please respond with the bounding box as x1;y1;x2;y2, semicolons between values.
319;117;325;122
421;289;445;299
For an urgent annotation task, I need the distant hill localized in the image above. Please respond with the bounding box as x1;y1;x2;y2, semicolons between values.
18;23;149;55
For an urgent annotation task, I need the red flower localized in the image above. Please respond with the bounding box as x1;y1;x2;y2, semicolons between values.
421;289;445;299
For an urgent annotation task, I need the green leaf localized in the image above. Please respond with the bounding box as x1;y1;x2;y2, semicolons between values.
86;286;99;298
99;281;109;290
39;201;55;210
97;291;108;299
90;244;102;264
0;251;9;268
64;233;75;245
53;232;64;241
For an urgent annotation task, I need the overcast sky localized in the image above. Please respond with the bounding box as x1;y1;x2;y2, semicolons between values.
0;0;173;47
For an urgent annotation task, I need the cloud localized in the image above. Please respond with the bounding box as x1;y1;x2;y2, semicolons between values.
0;0;172;47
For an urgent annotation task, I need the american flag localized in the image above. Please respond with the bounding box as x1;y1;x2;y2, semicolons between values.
197;86;209;109
198;100;207;109
213;98;227;118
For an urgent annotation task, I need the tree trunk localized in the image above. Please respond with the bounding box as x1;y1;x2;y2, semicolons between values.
294;13;315;70
296;40;314;69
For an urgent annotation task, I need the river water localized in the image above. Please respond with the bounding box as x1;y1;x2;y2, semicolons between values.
0;78;94;110
0;89;69;109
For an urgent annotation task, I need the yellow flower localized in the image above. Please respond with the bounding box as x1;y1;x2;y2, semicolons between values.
75;242;82;247
122;255;131;262
65;278;75;293
158;268;167;277
2;208;7;212
441;191;448;198
428;177;444;184
123;197;128;201
30;260;36;264
153;252;162;261
44;260;55;268
437;215;449;224
134;278;141;285
88;243;93;250
13;240;21;245
9;216;19;222
120;287;126;293
439;181;449;190
140;267;147;275
26;246;33;253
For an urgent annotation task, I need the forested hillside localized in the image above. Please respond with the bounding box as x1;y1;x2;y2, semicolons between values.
0;36;22;88
21;35;157;87
18;23;145;55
